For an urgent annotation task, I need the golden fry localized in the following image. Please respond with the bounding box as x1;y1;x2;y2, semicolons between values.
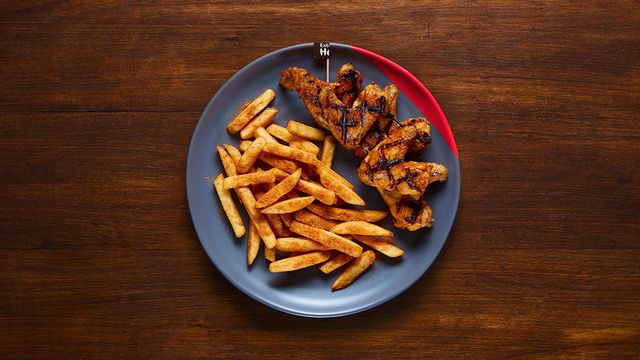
265;214;288;237
255;127;278;144
313;161;364;206
314;160;354;189
331;221;394;237
238;140;253;152
227;89;275;134
280;213;293;227
262;142;317;165
264;246;276;262
350;234;393;243
353;235;404;258
261;196;315;214
319;252;353;274
237;137;266;174
266;124;320;154
290;140;320;156
217;146;237;177
332;250;376;291
256;169;301;208
240;107;278;139
213;174;246;238
289;220;362;257
238;187;276;249
223;169;276;189
268;251;331;272
293;209;339;231
247;222;260;265
258;153;298;174
321;135;336;168
287;120;325;141
224;144;242;164
276;237;329;252
307;203;388;222
272;168;335;205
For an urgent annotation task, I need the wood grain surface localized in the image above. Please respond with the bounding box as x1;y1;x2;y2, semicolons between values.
1;1;638;358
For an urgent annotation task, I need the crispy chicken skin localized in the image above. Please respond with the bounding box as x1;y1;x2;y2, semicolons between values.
358;118;448;200
280;65;398;150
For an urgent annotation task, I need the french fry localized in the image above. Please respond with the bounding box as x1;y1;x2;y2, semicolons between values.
295;178;336;205
319;252;353;274
258;153;299;174
213;174;246;238
265;214;288;237
240;107;278;139
262;142;317;165
276;237;329;252
223;169;276;189
224;144;242;165
280;213;293;226
237;137;266;174
320;135;336;168
218;146;238;177
293;209;339;231
247;222;260;265
218;147;276;249
289;140;320;156
331;221;394;237
313;161;364;206
272;168;335;205
267;124;320;154
307;203;388;222
268;251;331;272
287;120;325;141
352;235;404;258
255;127;278;144
314;160;354;189
255;169;302;209
227;89;275;134
332;250;376;291
350;234;393;243
261;196;315;214
264;246;276;262
238;140;253;152
289;220;362;257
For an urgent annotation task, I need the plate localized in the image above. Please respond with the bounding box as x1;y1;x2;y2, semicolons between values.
187;43;460;317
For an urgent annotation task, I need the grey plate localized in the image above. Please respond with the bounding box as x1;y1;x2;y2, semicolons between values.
187;43;460;317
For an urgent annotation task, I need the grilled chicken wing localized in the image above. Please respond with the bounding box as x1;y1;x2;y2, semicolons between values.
280;65;398;150
378;189;434;230
358;118;448;200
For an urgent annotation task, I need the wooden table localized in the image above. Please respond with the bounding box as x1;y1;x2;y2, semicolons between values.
1;2;638;358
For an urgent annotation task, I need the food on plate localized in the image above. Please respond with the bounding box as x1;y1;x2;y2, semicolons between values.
211;81;432;290
237;137;266;173
227;89;276;134
222;169;276;189
319;252;353;274
255;169;302;208
287;120;326;141
268;251;332;272
280;64;448;230
240;107;278;139
352;235;404;258
330;221;394;237
320;135;336;167
306;203;387;222
260;196;315;214
247;223;260;265
289;220;362;258
275;237;329;252
213;174;246;238
331;250;376;291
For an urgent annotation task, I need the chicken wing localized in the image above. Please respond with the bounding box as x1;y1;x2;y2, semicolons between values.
280;64;398;150
377;189;434;230
358;118;448;200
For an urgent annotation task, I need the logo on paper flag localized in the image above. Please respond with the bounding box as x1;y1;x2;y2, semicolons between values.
314;42;330;59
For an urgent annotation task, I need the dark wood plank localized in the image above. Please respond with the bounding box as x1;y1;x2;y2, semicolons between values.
0;1;638;358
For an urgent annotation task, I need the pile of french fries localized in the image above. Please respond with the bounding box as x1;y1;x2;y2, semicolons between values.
213;89;404;291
